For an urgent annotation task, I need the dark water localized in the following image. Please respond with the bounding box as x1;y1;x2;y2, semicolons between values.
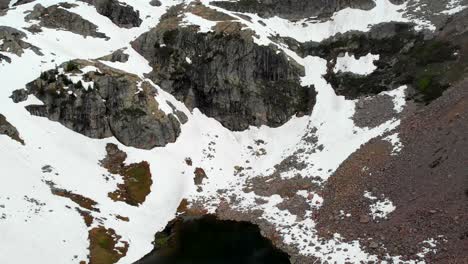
135;215;291;264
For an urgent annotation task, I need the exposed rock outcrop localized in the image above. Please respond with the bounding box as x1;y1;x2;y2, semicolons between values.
297;18;466;102
79;0;142;28
211;0;376;20
21;60;182;149
25;4;108;39
12;0;35;7
132;6;315;131
316;76;468;263
98;48;129;62
0;0;9;10
101;143;153;206
0;114;24;144
0;26;42;58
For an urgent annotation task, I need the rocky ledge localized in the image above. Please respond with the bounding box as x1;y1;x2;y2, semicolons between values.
25;3;108;39
211;0;379;20
294;11;468;102
13;60;184;149
79;0;142;28
132;5;315;131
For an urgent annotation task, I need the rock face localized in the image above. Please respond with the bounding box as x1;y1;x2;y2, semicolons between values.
0;26;42;57
98;48;129;62
79;0;142;28
132;11;315;131
299;19;465;102
0;114;24;144
0;0;9;10
21;60;181;149
211;0;376;20
25;4;108;39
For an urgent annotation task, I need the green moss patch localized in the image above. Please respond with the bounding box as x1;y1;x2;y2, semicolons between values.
88;226;128;264
101;143;153;206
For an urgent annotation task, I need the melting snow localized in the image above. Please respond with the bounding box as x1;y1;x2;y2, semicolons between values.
334;52;379;75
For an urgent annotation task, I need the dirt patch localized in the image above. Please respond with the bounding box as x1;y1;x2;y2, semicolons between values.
88;226;129;264
52;188;100;212
101;143;153;206
76;208;94;227
115;215;129;222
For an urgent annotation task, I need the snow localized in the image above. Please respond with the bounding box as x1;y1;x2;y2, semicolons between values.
334;52;379;75
364;191;396;219
181;12;217;33
0;0;444;263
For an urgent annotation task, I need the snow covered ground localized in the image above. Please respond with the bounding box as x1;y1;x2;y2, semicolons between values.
0;0;458;263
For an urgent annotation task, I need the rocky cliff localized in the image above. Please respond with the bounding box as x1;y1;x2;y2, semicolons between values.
132;7;315;131
211;0;378;20
17;60;182;149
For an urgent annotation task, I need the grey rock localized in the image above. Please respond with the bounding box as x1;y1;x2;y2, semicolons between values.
98;48;129;62
211;0;376;20
132;20;315;131
10;89;28;103
0;53;11;63
353;94;397;128
21;60;182;149
25;4;108;39
359;214;370;223
79;0;142;28
0;114;24;144
0;26;42;56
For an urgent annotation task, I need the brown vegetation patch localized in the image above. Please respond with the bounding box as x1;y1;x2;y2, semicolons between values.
316;80;468;262
244;175;318;198
52;188;100;212
101;143;153;206
88;226;129;264
193;167;207;185
77;208;94;227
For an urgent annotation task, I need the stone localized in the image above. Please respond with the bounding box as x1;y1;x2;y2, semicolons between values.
211;0;376;20
132;11;315;131
20;60;182;149
359;214;370;223
25;4;108;39
0;26;42;56
10;89;28;103
79;0;142;28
